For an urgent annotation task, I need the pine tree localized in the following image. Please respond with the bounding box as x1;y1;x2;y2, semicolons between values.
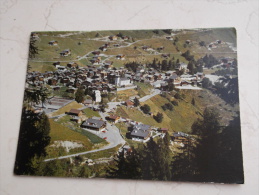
107;149;141;179
188;61;194;75
161;60;168;71
140;104;151;114
141;138;158;179
133;97;140;107
29;37;40;59
191;98;195;106
191;107;221;181
75;87;84;103
154;112;163;123
14;110;51;175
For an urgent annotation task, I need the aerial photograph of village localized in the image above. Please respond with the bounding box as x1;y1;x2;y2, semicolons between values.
14;28;243;183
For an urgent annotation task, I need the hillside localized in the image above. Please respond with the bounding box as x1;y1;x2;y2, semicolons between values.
115;88;238;134
28;28;237;72
116;93;201;133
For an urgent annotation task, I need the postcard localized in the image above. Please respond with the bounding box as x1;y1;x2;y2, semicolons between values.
14;28;244;183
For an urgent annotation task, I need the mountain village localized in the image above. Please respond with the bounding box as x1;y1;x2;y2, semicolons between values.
25;29;238;167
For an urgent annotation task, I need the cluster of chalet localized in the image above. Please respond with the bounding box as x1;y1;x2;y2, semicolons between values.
25;64;136;101
128;124;170;141
108;35;130;41
26;60;204;102
99;43;110;52
89;34;130;64
123;65;204;89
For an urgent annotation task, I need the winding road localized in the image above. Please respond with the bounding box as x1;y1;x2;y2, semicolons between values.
139;89;161;102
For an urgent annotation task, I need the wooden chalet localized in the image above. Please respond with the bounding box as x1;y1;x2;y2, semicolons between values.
67;109;83;117
106;115;120;123
109;35;118;41
81;118;106;131
67;62;78;68
92;51;101;55
60;49;71;57
116;54;125;60
125;100;134;108
49;40;58;46
130;124;152;140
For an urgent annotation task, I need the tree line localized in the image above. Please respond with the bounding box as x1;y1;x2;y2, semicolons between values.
105;107;244;183
14;38;51;175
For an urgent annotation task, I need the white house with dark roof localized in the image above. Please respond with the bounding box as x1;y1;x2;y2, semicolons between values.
115;76;132;87
94;90;101;102
130;124;152;141
81;118;106;131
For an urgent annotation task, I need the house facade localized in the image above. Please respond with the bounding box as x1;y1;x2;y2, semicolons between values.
130;124;152;141
115;76;132;87
106;115;120;123
67;109;83;117
81;118;106;131
49;40;58;46
60;49;71;56
94;90;101;102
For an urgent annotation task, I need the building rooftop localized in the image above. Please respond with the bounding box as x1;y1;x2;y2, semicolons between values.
82;118;105;129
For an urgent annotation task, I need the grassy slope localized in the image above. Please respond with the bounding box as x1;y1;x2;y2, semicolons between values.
46;119;93;158
81;144;122;160
135;82;153;97
29;28;236;71
51;101;83;117
115;88;238;134
180;89;239;126
145;94;201;132
83;108;100;118
116;89;138;101
46;115;108;158
48;119;93;147
175;28;237;59
116;94;200;133
28;61;56;72
34;35;105;60
105;37;188;67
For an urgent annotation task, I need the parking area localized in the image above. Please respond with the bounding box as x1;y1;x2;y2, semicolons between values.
35;97;74;113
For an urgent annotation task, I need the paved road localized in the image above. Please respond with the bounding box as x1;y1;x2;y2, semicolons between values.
106;102;122;112
99;111;125;145
48;113;66;119
44;142;121;162
139;89;161;102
